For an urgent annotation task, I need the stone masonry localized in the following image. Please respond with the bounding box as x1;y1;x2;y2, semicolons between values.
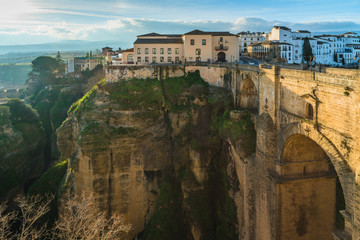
106;63;360;240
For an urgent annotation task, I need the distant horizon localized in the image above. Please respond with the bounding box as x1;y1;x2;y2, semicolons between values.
0;29;359;56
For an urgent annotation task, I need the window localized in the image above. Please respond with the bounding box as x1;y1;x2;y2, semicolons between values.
160;57;164;62
220;37;223;42
160;48;164;54
190;39;195;45
137;48;141;54
168;57;172;62
152;48;156;54
152;56;156;63
175;57;180;62
145;57;149;62
137;57;141;62
202;39;206;45
196;49;201;55
306;103;314;120
175;48;179;54
145;48;149;54
168;48;172;54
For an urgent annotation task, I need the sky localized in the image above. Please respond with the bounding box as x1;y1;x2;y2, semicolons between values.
0;0;359;47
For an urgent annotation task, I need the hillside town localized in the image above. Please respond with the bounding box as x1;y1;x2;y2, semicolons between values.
65;26;360;75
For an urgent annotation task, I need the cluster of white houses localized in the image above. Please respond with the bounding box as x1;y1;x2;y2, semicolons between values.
66;27;359;72
243;26;360;66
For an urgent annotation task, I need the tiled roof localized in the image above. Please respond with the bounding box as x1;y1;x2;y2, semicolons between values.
183;29;236;36
314;34;338;38
122;48;134;52
134;38;183;44
262;41;293;46
138;32;182;37
273;26;291;31
75;57;102;60
296;30;311;33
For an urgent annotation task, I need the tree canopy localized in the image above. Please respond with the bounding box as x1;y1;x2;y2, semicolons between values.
27;56;60;87
303;37;314;64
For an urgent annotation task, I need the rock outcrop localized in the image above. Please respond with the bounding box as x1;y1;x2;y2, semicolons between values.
57;72;256;239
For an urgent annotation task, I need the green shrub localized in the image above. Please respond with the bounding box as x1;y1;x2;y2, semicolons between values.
106;78;163;110
6;98;39;123
0;106;11;126
212;111;256;156
50;89;83;129
28;160;68;195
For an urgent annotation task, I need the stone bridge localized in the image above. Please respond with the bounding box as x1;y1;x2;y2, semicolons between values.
106;64;360;240
0;87;25;99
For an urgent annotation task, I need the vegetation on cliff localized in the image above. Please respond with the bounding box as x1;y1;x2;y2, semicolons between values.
56;70;256;240
0;99;45;198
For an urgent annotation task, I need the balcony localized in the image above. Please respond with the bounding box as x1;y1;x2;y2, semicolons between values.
215;45;228;51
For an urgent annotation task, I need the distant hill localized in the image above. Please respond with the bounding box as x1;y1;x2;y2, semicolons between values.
0;40;131;55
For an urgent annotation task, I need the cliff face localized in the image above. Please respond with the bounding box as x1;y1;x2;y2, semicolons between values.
0;99;45;200
57;72;256;239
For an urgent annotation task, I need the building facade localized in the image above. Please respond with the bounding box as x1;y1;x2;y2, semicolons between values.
183;30;239;63
122;48;134;64
237;31;265;53
248;41;293;63
131;30;239;65
265;26;360;66
134;33;184;64
73;57;102;72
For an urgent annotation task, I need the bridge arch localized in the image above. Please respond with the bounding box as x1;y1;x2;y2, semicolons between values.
277;123;354;239
239;78;258;112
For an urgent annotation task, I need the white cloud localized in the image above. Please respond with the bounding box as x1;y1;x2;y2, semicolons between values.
0;17;359;45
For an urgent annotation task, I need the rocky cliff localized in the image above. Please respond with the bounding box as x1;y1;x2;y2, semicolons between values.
57;71;256;239
0;99;45;200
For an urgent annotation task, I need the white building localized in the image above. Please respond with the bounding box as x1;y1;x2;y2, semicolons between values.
67;58;74;73
237;31;265;53
315;32;360;65
248;41;293;63
266;26;360;66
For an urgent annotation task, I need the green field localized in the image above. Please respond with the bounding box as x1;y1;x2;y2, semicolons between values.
0;64;31;86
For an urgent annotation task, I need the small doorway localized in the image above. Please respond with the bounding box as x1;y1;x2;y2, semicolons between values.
218;52;226;62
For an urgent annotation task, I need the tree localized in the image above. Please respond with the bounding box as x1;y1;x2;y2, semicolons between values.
27;56;58;86
0;202;15;240
94;49;101;56
0;194;131;240
303;37;314;65
54;193;132;240
55;51;65;74
89;51;93;58
0;195;53;240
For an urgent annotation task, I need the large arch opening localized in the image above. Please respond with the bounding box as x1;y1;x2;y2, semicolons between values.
239;78;258;113
278;134;345;240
